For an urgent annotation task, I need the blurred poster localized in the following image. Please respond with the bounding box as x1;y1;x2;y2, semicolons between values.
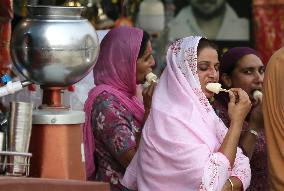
167;0;252;52
253;0;284;64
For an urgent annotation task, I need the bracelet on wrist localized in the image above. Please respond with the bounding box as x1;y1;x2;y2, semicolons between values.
228;178;234;191
249;129;259;138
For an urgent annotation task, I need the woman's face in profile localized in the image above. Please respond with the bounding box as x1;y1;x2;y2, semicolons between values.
136;41;155;84
226;54;265;102
197;47;220;98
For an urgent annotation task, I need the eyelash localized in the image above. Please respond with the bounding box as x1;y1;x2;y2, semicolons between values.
243;69;265;74
198;66;219;71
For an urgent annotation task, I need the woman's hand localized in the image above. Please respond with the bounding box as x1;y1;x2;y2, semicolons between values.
238;96;263;159
249;100;264;131
221;177;243;191
136;82;157;147
221;181;232;191
142;82;157;111
228;88;252;125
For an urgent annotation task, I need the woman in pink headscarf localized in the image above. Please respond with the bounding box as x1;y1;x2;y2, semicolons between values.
83;26;156;190
122;37;251;190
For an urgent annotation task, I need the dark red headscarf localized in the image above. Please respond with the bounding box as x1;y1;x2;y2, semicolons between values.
220;47;262;75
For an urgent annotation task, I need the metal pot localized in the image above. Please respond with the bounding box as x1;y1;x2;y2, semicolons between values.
11;6;100;87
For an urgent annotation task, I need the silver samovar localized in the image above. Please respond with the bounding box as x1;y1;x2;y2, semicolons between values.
11;5;99;180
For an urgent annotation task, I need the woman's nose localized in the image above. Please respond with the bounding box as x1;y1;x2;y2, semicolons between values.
150;57;156;67
255;71;264;83
209;68;218;78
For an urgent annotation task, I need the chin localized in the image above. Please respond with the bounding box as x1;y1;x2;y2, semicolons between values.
205;92;214;99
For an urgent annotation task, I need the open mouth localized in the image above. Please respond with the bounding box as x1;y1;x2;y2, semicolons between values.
250;88;262;96
204;81;217;95
250;89;263;103
206;80;217;83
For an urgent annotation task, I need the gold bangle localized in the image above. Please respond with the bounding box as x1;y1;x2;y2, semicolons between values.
249;129;259;138
228;178;234;191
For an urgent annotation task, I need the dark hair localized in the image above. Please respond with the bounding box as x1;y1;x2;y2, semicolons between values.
138;31;150;58
197;38;220;59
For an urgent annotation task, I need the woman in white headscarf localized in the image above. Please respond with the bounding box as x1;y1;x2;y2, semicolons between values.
122;36;252;190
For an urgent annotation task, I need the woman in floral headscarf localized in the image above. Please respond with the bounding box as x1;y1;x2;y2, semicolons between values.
83;26;156;190
122;37;251;190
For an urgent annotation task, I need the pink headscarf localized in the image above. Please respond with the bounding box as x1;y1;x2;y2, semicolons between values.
83;26;145;180
122;36;251;190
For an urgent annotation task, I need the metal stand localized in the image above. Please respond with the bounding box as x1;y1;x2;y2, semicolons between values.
0;151;32;177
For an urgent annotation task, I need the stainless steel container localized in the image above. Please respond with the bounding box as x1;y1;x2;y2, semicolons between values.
7;101;33;175
11;6;100;87
8;102;33;153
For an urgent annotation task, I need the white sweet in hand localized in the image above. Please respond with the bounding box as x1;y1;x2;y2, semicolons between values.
143;72;158;88
146;72;158;83
206;83;222;94
253;90;263;102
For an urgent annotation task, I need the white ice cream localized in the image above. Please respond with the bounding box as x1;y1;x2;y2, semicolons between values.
253;90;263;102
146;72;158;83
206;83;223;94
143;72;158;88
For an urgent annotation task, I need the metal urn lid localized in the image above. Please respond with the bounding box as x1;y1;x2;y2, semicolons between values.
11;6;100;87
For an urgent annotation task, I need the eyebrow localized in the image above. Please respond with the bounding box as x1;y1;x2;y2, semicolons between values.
197;61;210;65
198;61;220;65
240;66;262;70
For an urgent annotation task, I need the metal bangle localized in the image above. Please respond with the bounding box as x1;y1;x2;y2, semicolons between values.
249;129;259;138
228;178;234;191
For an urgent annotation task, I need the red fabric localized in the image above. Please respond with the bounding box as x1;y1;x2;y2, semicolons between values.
0;22;11;76
0;0;13;19
253;3;284;64
0;49;10;76
253;0;284;6
0;22;11;45
0;0;13;76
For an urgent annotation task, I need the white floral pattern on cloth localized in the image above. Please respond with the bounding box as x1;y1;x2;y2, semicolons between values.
193;88;212;113
96;112;105;130
92;91;141;191
231;149;251;186
215;118;228;143
176;60;191;84
184;47;198;75
199;153;231;191
170;38;183;55
207;156;220;188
